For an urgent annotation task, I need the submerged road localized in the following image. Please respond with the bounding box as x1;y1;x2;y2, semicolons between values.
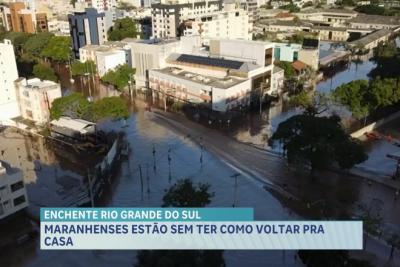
150;110;400;223
150;110;400;266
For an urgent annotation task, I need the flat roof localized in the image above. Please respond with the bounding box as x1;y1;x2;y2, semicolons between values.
350;14;400;25
50;117;95;134
152;67;246;89
349;29;392;46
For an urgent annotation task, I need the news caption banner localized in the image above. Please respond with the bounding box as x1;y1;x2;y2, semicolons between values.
40;208;363;250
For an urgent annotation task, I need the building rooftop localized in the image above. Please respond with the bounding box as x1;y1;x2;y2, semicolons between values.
349;29;392;47
153;67;246;89
50;117;96;134
292;60;307;71
350;14;400;25
16;78;59;90
0;161;21;176
296;8;357;15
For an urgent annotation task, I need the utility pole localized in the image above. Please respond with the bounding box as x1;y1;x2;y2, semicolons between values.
139;164;144;199
146;163;150;194
231;173;241;207
152;144;156;171
87;169;95;207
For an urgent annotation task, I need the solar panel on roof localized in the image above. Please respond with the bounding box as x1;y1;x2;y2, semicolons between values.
176;54;244;70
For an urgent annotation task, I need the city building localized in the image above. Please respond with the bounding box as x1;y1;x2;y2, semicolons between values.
348;29;393;51
271;66;284;95
0;39;20;126
181;2;251;45
349;14;400;30
14;78;62;125
36;12;48;32
147;38;277;112
0;161;29;221
68;8;108;58
79;42;132;76
87;0;117;12
47;18;70;36
125;38;188;88
7;2;37;33
294;9;358;27
273;40;319;70
151;0;223;39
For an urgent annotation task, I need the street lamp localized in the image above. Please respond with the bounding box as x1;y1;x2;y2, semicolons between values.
231;173;241;207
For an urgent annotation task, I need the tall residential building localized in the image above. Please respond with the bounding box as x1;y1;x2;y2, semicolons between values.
182;2;251;45
151;0;223;39
14;78;62;125
68;8;108;58
87;0;117;12
7;2;37;33
0;161;29;221
0;39;20;126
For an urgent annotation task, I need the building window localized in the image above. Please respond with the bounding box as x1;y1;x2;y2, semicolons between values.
13;195;26;206
10;181;24;192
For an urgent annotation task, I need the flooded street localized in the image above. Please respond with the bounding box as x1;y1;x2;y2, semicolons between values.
0;99;301;266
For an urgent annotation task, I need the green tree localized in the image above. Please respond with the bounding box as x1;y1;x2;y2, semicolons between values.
71;60;97;76
0;31;31;53
101;64;135;91
107;18;139;41
271;114;368;171
370;42;400;80
50;93;90;120
276;61;296;78
23;32;54;59
136;179;224;267
92;97;129;121
162;178;214;208
50;93;129;122
332;80;371;119
32;63;58;82
41;36;71;62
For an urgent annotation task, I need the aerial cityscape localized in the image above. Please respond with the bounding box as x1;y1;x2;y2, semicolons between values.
0;0;400;266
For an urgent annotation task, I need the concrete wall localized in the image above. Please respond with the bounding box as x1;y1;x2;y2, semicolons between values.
351;110;400;139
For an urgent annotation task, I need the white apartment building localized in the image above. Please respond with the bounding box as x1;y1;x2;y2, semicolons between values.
0;161;29;220
47;19;70;36
87;0;117;12
14;78;62;125
151;0;223;39
0;39;20;126
182;2;251;45
80;42;132;76
96;49;127;76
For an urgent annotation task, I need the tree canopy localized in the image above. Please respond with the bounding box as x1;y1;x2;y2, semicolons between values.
23;32;54;59
271;114;367;171
50;93;91;120
32;63;58;82
162;178;214;208
369;42;400;79
101;64;135;91
276;61;296;78
332;78;400;118
107;18;139;41
71;60;97;76
50;93;129;122
41;36;71;62
92;97;130;121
